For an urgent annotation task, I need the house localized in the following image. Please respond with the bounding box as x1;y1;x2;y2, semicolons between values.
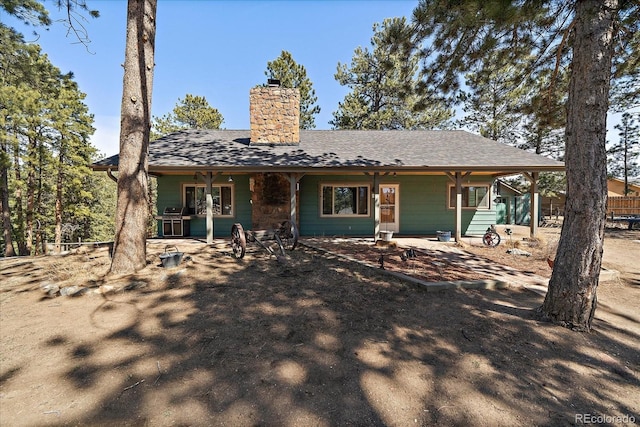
93;83;565;243
608;177;640;197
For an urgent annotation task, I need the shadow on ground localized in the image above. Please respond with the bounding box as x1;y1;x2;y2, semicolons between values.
0;242;639;426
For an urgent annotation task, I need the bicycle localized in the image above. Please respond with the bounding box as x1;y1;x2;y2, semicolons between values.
482;225;501;247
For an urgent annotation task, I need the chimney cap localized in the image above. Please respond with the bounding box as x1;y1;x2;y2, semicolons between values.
267;78;280;87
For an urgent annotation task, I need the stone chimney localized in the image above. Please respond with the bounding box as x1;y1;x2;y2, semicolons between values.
250;80;300;145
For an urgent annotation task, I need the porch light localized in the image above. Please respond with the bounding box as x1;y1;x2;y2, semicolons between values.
228;175;233;182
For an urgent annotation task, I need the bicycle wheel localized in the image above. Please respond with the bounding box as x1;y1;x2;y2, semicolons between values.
231;223;246;259
483;231;501;247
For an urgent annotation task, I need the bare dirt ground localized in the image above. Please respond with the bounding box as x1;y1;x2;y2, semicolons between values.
1;225;639;426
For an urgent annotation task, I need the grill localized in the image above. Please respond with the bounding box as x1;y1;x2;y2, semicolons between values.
161;207;190;237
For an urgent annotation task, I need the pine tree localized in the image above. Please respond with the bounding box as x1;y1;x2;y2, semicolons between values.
1;22;98;256
608;112;640;193
264;51;320;130
152;94;223;140
50;78;96;251
406;0;639;331
332;18;452;130
458;61;527;142
109;0;157;274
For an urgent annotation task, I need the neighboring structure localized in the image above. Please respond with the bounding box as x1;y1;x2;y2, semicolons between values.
494;180;535;225
607;178;640;222
494;179;565;225
607;177;640;197
94;84;565;243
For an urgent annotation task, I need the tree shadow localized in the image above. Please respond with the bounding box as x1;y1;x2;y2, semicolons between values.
2;241;639;426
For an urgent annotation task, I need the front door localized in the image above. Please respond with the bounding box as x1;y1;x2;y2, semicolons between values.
380;184;399;233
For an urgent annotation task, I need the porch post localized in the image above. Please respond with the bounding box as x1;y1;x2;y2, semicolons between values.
455;172;463;242
529;171;539;238
205;172;214;244
373;172;380;241
289;173;298;226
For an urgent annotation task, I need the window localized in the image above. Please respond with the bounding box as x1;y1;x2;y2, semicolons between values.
184;184;233;216
448;185;490;209
321;184;369;216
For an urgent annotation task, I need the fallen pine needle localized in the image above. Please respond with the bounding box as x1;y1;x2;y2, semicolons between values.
123;379;145;391
154;361;162;385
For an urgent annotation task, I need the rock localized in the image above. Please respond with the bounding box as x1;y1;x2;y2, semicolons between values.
124;281;148;290
98;285;117;294
59;285;84;296
40;282;60;298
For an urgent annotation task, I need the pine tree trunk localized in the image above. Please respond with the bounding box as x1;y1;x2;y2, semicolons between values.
12;150;26;256
25;137;36;256
109;0;157;274
540;0;617;331
1;142;15;257
54;151;64;253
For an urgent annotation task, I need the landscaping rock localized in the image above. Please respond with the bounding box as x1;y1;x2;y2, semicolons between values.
40;282;60;298
59;285;84;296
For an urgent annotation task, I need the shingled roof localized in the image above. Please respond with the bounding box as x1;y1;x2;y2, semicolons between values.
93;129;564;173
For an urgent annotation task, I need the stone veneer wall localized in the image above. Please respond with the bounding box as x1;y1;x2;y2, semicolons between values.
250;173;298;230
249;86;300;144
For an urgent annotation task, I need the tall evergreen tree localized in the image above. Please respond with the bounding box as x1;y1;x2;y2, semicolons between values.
264;50;320;130
332;18;452;130
458;61;527;142
407;0;639;331
1;34;64;255
608;112;640;193
50;78;96;251
1;20;98;256
109;0;157;274
151;94;224;140
0;0;51;26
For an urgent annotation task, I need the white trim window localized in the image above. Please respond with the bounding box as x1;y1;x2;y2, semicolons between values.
321;184;370;217
184;184;234;217
448;184;490;209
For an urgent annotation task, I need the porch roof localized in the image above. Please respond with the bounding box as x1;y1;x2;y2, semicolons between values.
93;129;564;174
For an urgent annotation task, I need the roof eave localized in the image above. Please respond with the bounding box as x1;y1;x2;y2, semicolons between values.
93;164;565;175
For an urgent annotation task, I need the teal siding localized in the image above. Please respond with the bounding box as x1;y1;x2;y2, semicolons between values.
156;175;251;238
157;173;499;238
515;195;531;225
298;174;496;236
466;210;498;235
299;175;374;236
399;175;450;234
496;203;507;224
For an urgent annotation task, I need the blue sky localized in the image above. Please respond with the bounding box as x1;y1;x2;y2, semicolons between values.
3;0;418;156
3;1;634;159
